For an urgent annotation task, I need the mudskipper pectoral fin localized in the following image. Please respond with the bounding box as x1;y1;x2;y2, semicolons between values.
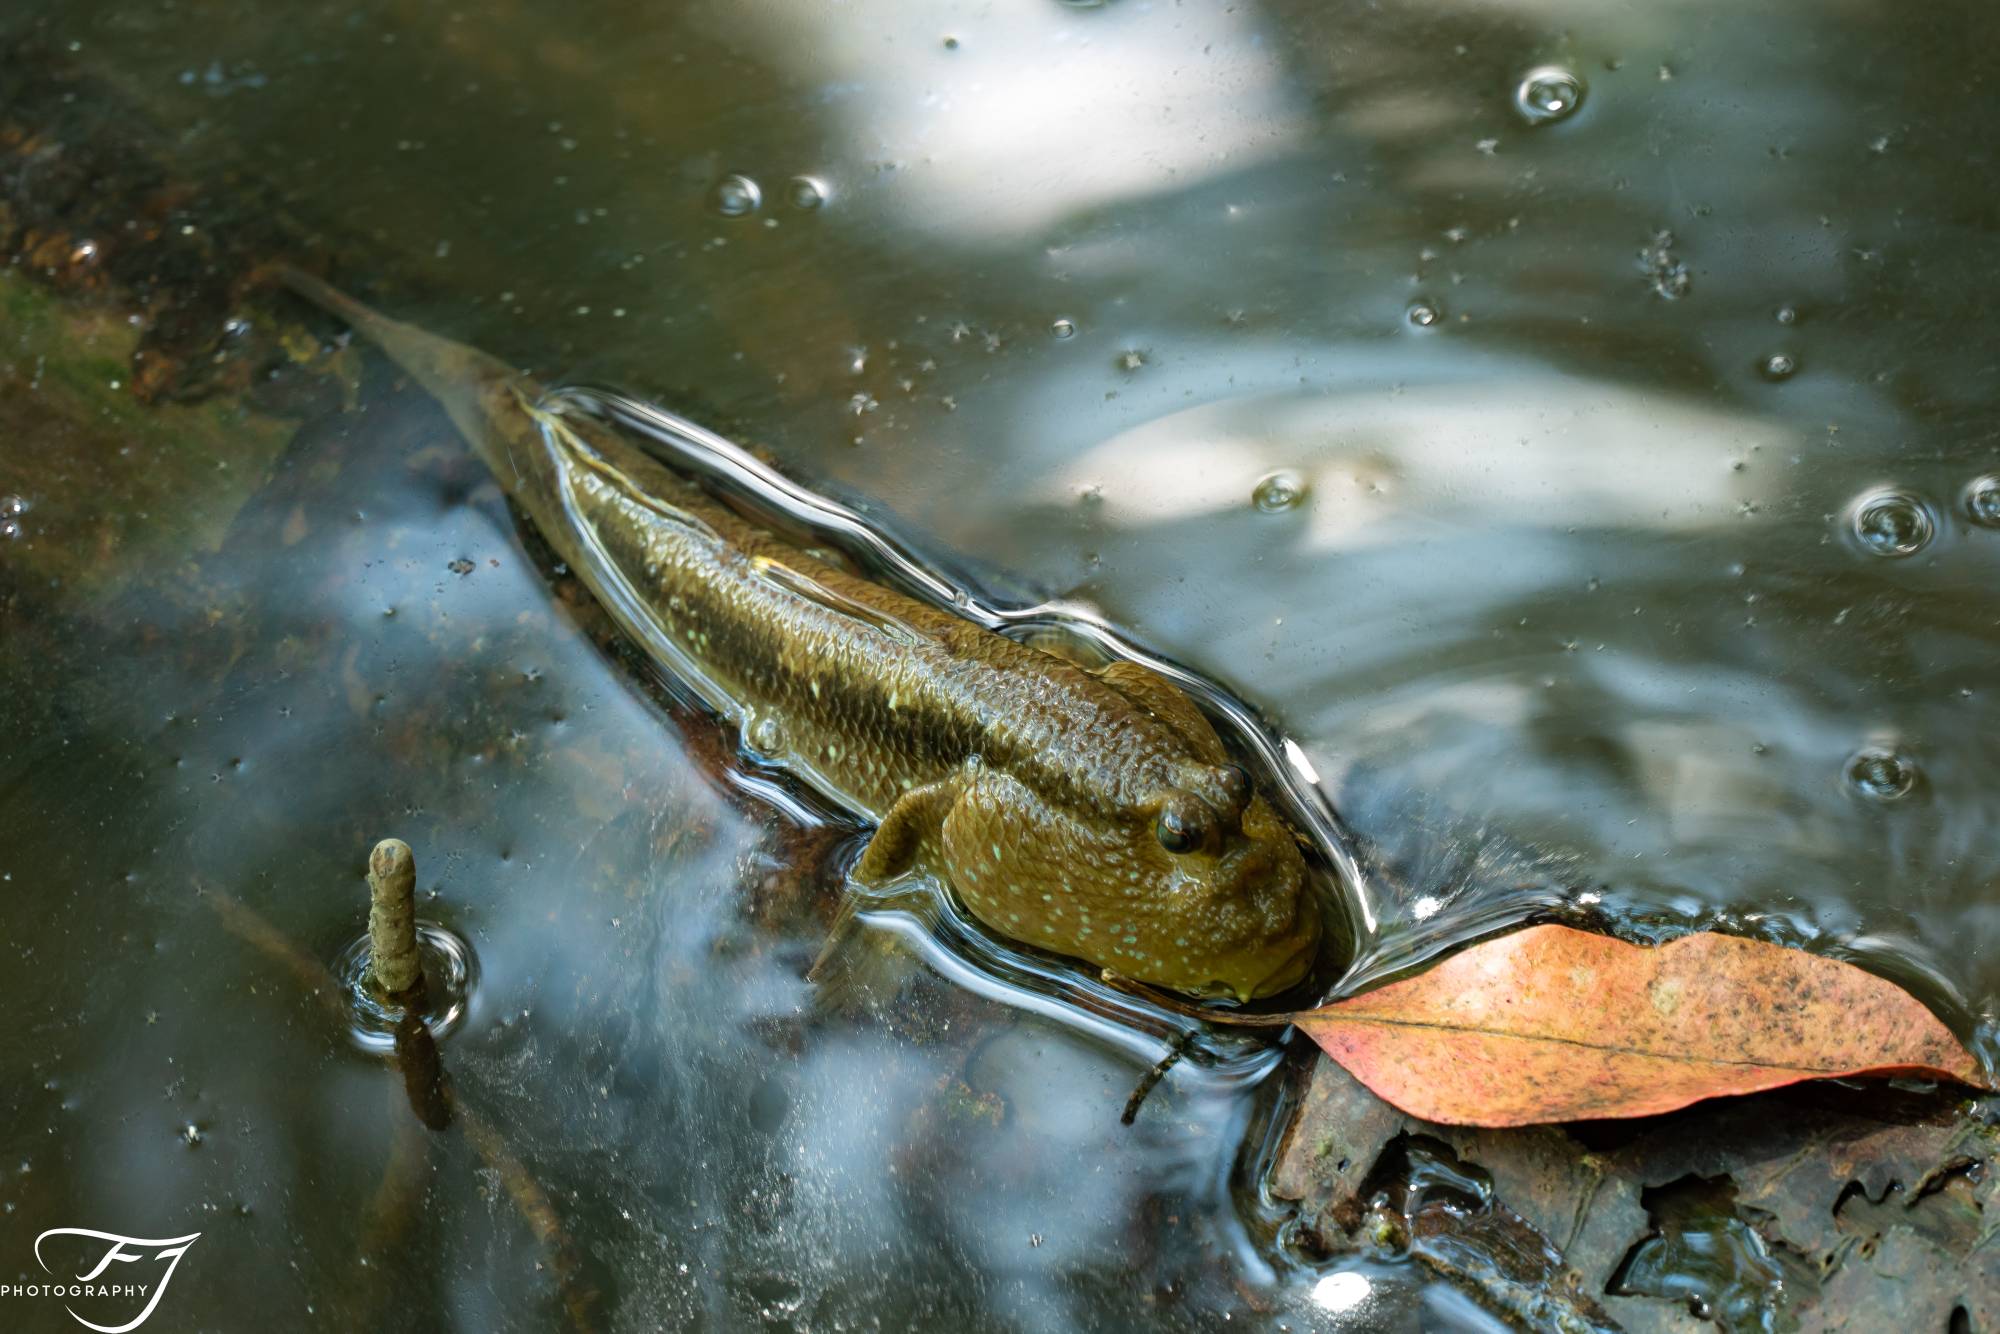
1095;661;1228;764
851;777;961;885
807;777;963;993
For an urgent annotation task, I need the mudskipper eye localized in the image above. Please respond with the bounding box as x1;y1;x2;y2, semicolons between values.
1155;801;1212;854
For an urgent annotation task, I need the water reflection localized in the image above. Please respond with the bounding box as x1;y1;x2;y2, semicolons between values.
6;0;2000;1327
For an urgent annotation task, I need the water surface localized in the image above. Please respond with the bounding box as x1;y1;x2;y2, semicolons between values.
3;0;1998;1329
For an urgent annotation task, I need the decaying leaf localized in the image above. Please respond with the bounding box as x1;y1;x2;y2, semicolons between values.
1289;926;1985;1127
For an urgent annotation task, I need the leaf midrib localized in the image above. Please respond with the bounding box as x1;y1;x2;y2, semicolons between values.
1307;1010;1921;1075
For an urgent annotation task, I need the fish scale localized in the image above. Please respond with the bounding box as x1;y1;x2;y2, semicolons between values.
278;268;1321;999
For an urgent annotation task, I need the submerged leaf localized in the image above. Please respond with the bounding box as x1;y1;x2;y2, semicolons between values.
1291;926;1986;1127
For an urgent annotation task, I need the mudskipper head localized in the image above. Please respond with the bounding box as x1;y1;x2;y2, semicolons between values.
940;753;1323;1004
1140;762;1321;1001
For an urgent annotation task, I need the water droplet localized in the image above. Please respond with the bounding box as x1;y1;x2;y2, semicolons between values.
1050;317;1077;339
750;716;785;754
1759;353;1797;381
1406;300;1441;328
784;175;827;211
1774;305;1799;325
1963;475;2000;528
1848;489;1936;558
1845;745;1918;801
710;174;762;218
1252;471;1308;513
1515;67;1585;126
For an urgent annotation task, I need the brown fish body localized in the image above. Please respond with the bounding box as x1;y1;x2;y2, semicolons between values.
282;270;1320;999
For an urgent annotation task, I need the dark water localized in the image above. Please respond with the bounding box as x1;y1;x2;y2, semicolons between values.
3;0;1999;1329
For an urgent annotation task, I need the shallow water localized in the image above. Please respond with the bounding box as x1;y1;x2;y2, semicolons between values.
4;0;1999;1329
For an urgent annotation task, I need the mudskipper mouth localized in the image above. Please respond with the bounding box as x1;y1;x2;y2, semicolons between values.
1240;925;1321;1001
1185;928;1320;1004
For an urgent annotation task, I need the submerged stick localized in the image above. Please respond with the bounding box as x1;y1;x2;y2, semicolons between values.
1122;1030;1195;1126
367;838;425;1000
204;881;596;1329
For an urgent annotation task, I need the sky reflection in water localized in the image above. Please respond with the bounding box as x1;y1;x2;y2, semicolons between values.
3;0;1998;1329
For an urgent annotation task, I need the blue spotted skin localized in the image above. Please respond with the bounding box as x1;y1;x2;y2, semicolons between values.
280;269;1321;999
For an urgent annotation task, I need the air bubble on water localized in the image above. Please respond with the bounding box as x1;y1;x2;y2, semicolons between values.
1514;67;1585;126
785;176;827;211
750;715;785;754
1962;475;2000;528
1;495;29;518
710;174;762;218
1252;470;1307;513
1775;305;1799;325
1845;745;1918;801
1050;318;1077;339
1406;300;1441;328
1759;353;1797;381
0;520;19;541
1847;488;1935;558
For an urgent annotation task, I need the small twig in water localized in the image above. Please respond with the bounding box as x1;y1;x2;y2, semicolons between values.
1122;1030;1195;1126
367;838;426;1002
203;872;596;1330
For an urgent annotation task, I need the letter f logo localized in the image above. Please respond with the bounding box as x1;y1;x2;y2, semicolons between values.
34;1230;201;1333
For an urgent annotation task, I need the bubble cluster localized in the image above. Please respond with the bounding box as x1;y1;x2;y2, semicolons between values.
710;174;762;218
1964;475;2000;528
1638;230;1690;300
1848;489;1936;558
1515;67;1586;125
1252;470;1308;513
1845;745;1918;801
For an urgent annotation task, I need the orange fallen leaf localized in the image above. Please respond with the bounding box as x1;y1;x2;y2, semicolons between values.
1287;925;1987;1127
